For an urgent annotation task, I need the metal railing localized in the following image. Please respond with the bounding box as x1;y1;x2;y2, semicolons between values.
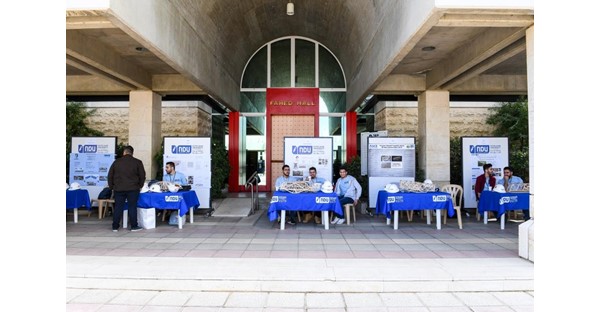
244;171;261;215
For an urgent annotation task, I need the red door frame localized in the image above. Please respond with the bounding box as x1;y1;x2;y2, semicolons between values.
228;91;358;192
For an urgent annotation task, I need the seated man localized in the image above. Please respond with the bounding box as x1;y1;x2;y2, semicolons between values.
163;161;188;185
497;166;530;220
474;163;496;219
274;164;298;225
332;166;362;225
161;161;188;220
302;167;327;224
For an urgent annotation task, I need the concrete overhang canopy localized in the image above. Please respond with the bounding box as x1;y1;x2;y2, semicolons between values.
66;1;533;112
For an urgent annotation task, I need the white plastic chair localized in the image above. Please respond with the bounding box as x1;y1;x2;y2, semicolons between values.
441;184;463;229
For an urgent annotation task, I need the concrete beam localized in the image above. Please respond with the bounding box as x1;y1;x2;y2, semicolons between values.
152;74;205;95
66;75;130;95
441;38;526;89
426;27;526;90
438;13;534;27
108;0;240;111
66;30;152;89
450;74;527;94
66;15;117;30
346;1;441;111
373;74;426;94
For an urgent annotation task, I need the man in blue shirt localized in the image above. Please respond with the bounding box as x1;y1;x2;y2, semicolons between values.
163;162;188;185
497;166;530;220
333;166;362;225
274;164;293;191
274;164;297;225
497;166;524;189
306;166;326;184
302;167;327;224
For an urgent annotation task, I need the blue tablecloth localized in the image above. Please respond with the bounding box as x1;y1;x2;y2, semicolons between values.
136;191;200;216
478;190;529;218
66;189;91;210
268;191;343;222
375;190;455;219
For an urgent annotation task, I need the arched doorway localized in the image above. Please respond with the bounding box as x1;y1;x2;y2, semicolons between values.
229;36;348;192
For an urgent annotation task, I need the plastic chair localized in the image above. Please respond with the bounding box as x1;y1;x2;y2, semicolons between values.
329;202;357;225
343;203;357;225
440;184;463;229
90;197;115;219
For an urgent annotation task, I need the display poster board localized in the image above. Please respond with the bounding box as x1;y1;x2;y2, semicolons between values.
462;137;509;208
360;131;388;176
69;136;117;200
367;137;416;208
283;137;333;183
163;137;211;208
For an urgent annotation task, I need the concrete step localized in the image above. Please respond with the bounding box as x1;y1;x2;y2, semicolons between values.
67;256;533;293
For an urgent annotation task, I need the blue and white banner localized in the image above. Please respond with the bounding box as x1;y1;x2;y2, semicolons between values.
367;137;416;208
284;137;333;183
462;137;509;208
163;137;211;208
69;136;117;200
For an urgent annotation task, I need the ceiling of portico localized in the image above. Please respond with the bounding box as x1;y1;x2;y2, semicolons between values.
66;1;533;112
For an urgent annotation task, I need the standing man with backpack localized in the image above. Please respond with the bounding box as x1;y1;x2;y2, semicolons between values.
108;145;146;232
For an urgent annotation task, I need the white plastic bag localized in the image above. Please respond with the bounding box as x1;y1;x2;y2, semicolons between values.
137;208;156;229
169;211;187;226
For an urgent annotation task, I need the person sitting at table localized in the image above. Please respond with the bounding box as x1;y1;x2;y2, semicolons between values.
163;161;188;185
497;166;530;221
302;167;327;224
332;165;362;225
161;161;188;220
274;164;297;225
474;163;496;219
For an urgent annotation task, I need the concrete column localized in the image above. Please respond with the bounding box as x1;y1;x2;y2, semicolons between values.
128;90;162;180
417;90;450;185
526;25;534;219
519;25;534;262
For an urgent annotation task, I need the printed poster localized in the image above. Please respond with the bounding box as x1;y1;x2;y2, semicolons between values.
367;137;416;208
163;137;211;208
462;137;509;208
69;136;117;200
284;137;334;183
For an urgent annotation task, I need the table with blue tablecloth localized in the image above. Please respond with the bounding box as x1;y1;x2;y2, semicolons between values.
375;190;455;230
120;191;200;229
268;191;343;230
478;190;530;229
66;189;91;223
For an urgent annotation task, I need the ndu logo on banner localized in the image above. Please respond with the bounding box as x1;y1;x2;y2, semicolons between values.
469;145;489;155
171;145;192;154
292;146;313;154
78;145;97;153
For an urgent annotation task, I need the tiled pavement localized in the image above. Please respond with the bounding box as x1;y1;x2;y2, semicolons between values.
66;194;534;311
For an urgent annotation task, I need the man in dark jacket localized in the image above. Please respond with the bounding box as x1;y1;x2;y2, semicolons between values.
108;145;146;232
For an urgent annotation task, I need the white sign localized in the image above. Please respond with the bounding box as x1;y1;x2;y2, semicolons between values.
69;136;117;200
360;131;387;176
164;137;211;208
71;136;117;154
461;137;509;208
284;137;333;183
367;137;416;208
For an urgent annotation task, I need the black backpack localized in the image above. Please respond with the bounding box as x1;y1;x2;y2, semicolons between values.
98;187;112;199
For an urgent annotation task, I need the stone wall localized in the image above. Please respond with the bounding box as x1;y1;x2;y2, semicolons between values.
85;107;130;142
84;102;212;144
374;102;497;138
85;101;498;142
